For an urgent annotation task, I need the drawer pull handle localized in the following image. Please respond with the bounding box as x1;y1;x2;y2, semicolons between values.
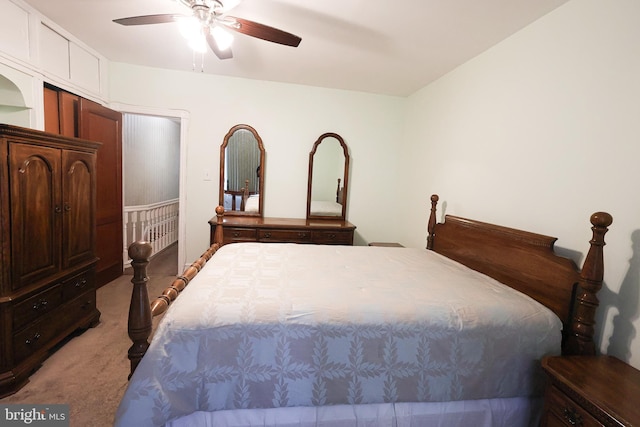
233;232;240;237
81;300;93;310
75;279;87;288
25;332;41;346
298;232;307;238
328;233;336;239
264;232;272;238
563;407;583;426
32;299;48;311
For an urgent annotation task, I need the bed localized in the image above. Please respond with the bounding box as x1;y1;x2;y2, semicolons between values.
116;195;612;426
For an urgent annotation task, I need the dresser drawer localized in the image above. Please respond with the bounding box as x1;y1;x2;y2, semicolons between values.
62;269;94;301
224;227;257;243
258;229;311;243
544;385;603;427
312;230;353;245
13;285;63;332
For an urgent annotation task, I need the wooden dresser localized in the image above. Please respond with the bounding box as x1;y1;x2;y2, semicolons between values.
209;216;356;245
541;355;640;427
0;125;101;397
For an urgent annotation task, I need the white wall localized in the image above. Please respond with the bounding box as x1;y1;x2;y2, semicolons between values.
108;63;404;260
400;0;640;367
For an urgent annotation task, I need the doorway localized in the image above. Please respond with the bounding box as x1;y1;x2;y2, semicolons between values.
120;111;186;275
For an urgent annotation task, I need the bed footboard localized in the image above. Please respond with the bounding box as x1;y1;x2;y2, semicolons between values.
126;206;225;378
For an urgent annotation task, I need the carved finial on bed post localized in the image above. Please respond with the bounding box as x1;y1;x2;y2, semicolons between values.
127;241;153;379
213;205;225;245
565;211;613;356
427;194;439;250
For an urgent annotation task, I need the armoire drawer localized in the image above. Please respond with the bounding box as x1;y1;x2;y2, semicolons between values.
62;269;95;301
13;289;97;364
13;310;63;364
13;285;63;332
258;229;311;243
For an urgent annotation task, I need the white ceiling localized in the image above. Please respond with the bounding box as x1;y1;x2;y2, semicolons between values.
22;0;569;97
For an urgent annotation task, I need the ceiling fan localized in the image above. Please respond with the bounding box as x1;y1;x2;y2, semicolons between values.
113;0;302;60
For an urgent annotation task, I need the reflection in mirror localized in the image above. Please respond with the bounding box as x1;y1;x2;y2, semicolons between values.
219;124;265;217
306;133;349;220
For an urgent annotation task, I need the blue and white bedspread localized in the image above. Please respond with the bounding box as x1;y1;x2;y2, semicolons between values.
115;243;562;426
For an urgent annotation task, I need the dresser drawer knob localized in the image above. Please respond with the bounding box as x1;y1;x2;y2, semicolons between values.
264;232;272;238
298;232;307;238
25;332;41;346
233;231;240;237
328;233;336;239
563;407;583;426
75;279;87;288
32;299;48;311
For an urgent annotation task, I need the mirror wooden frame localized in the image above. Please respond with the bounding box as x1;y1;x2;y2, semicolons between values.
219;124;265;217
306;132;350;220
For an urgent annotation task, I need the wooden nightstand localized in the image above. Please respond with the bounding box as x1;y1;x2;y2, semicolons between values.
541;355;640;427
368;242;404;247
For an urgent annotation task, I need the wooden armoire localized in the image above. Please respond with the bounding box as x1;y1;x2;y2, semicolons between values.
0;124;101;397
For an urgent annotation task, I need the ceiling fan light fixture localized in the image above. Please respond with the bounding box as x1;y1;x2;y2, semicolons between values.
188;34;208;53
212;26;233;51
177;16;200;39
176;17;207;53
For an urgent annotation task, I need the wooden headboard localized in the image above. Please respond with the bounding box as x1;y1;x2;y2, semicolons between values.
426;194;611;356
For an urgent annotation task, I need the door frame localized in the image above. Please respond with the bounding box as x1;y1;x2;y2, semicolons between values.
110;102;189;275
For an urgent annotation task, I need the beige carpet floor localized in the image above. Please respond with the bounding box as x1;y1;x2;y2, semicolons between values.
0;244;178;427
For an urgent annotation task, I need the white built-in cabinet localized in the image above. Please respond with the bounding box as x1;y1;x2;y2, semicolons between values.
0;0;107;116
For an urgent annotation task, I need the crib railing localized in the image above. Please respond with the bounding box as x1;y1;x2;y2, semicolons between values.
123;199;179;266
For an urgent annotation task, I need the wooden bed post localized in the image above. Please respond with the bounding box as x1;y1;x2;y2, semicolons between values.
213;205;224;245
127;241;153;379
125;208;226;378
426;194;439;250
565;211;613;356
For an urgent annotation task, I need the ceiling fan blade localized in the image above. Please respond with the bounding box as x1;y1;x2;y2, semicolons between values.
225;17;301;47
206;31;233;60
113;14;183;26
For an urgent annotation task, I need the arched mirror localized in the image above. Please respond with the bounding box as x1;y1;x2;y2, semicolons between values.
306;132;349;220
219;124;265;217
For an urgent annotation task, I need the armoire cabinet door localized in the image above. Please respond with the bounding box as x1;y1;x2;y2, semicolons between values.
62;150;96;268
9;143;61;289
